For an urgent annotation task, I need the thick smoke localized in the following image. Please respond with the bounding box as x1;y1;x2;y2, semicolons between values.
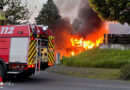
52;0;106;56
51;0;80;56
78;0;104;36
51;18;73;56
54;0;80;22
54;0;104;36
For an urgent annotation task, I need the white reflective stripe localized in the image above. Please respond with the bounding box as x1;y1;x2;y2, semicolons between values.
7;71;20;74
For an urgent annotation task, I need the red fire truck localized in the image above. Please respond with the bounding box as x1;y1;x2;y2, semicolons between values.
0;24;55;79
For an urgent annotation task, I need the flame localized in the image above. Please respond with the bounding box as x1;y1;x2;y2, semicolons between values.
54;23;108;57
70;37;103;56
71;51;75;56
68;23;108;56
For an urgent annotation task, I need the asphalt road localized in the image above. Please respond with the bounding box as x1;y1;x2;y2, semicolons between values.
1;71;130;90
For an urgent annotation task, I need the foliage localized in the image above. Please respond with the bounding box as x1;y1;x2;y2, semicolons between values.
89;0;130;25
0;0;30;24
62;48;130;68
35;0;61;26
120;64;130;80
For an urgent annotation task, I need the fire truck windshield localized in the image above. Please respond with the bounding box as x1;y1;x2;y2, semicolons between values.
41;40;48;47
38;39;48;47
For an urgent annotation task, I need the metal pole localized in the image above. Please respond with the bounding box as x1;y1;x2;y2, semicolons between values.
56;53;60;64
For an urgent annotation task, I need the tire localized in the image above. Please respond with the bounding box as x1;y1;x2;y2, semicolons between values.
0;64;5;80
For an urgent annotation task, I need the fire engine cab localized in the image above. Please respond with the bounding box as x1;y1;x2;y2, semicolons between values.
0;25;55;79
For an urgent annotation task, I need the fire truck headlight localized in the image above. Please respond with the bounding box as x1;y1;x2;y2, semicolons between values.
42;26;48;31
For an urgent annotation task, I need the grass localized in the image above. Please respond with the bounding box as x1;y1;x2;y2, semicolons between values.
61;48;130;68
65;68;120;80
60;68;120;80
46;66;120;80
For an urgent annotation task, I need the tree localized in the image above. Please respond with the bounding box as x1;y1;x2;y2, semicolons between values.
0;0;30;24
89;0;130;25
35;0;61;26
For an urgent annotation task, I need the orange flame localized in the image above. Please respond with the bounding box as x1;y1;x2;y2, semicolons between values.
71;51;75;56
69;23;108;56
70;37;103;56
55;23;108;57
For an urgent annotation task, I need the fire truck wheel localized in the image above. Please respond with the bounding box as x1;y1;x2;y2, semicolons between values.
0;64;5;80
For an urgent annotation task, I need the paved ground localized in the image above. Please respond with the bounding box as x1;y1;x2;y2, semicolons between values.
1;71;130;90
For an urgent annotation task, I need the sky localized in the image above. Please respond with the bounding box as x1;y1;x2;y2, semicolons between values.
27;0;47;23
26;0;79;23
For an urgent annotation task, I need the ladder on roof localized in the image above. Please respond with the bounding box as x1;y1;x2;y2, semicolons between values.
35;39;42;75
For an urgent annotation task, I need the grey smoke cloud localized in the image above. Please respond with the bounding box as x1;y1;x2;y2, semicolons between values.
54;0;80;22
78;0;104;36
27;0;104;38
54;0;104;37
